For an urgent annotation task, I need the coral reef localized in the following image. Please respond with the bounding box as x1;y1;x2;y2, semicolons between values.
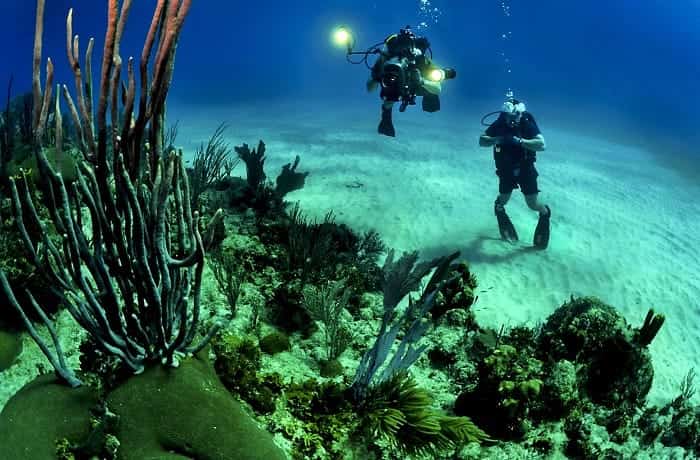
356;371;489;455
276;155;309;197
455;329;545;439
453;295;670;458
431;260;479;325
212;332;283;415
0;329;22;371
236;140;267;192
189;122;239;209
538;296;655;410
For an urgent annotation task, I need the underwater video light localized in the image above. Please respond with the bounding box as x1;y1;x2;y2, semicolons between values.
332;26;354;51
427;67;456;82
428;68;445;82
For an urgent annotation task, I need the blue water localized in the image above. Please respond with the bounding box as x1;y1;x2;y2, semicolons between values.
1;1;697;166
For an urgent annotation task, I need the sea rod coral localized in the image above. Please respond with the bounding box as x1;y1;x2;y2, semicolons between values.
0;0;219;387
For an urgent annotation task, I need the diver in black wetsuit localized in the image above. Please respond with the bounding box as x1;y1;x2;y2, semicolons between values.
479;94;551;249
366;26;452;137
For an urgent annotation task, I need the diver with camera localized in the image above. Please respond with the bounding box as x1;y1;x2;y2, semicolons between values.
335;25;456;137
479;91;551;249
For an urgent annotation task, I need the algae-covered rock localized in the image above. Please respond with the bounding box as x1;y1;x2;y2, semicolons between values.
0;196;64;326
431;261;478;324
0;374;99;460
319;358;344;378
0;329;22;370
455;342;545;439
542;359;579;417
260;331;291;355
212;333;282;414
538;296;654;410
106;355;286;460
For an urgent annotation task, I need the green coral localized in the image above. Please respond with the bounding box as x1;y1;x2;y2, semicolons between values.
0;329;22;371
484;344;545;432
0;199;36;282
55;438;76;460
211;332;282;414
456;335;545;440
259;331;291;355
543;359;579;417
0;192;64;325
284;379;355;459
53;408;119;460
319;358;344;378
358;372;489;455
538;296;655;410
431;261;479;324
6;146;81;185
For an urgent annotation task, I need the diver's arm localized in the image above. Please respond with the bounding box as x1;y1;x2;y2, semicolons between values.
367;54;387;91
479;135;501;147
522;134;546;151
421;79;442;95
418;58;442;95
370;54;386;81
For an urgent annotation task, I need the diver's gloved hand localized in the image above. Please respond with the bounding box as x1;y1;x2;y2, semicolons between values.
499;135;523;148
366;78;379;92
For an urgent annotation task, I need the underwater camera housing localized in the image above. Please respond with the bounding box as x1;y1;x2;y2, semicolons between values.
380;57;417;108
381;58;456;112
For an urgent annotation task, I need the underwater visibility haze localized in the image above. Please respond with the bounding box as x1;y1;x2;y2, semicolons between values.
0;0;698;459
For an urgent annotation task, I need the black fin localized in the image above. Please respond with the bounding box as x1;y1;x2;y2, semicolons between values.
422;93;440;112
378;107;395;137
495;205;518;242
533;206;551;249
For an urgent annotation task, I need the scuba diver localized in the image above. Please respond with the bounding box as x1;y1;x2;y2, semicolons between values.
479;92;551;249
337;25;456;137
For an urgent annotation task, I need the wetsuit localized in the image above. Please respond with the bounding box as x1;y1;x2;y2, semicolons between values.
485;112;542;195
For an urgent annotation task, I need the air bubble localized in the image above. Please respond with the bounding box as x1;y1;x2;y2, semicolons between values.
416;0;442;30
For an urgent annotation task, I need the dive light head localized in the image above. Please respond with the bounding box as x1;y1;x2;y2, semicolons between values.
333;26;355;52
427;67;457;82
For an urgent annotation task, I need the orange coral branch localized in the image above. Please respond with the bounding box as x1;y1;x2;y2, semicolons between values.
96;0;119;166
151;0;192;113
114;0;133;59
137;0;167;126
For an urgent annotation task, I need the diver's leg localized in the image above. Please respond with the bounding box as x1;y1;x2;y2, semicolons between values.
524;193;549;216
495;192;518;242
496;192;512;209
421;80;442;95
422;93;441;112
521;166;550;249
378;101;396;137
417;84;441;112
525;193;551;249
